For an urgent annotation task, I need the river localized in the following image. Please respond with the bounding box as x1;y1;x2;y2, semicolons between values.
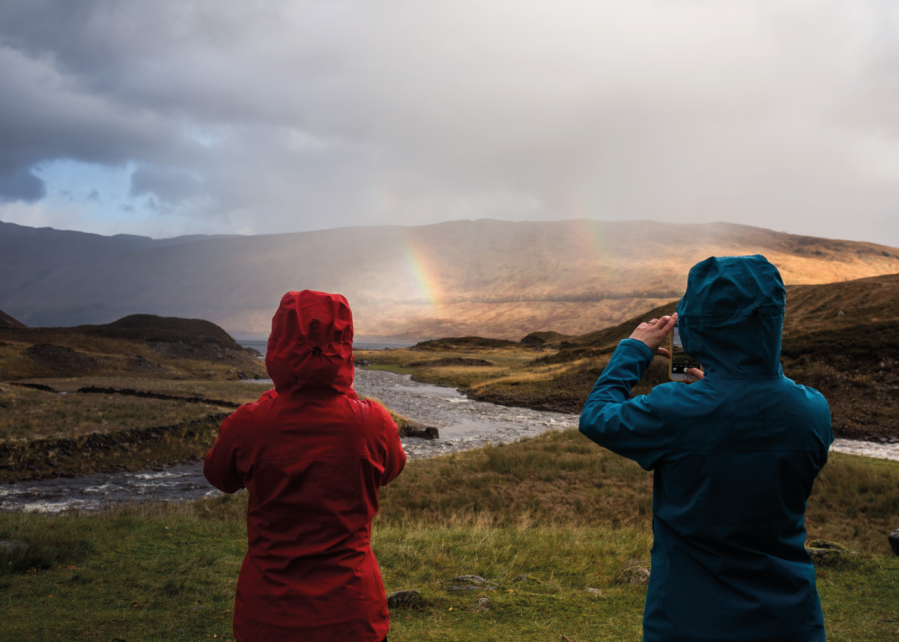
1;369;896;513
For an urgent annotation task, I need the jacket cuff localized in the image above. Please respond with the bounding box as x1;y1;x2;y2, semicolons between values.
618;337;655;364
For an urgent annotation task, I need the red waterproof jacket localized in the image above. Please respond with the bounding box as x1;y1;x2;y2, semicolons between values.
204;291;406;642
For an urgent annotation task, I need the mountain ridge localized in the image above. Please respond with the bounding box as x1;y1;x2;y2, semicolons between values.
2;218;899;338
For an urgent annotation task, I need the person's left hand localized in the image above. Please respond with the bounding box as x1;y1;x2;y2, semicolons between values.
629;313;677;359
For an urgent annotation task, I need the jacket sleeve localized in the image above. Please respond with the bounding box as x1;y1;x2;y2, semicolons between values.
378;408;406;487
579;338;670;471
203;400;264;494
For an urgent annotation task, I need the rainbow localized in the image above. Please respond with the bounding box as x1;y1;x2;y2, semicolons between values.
401;230;443;309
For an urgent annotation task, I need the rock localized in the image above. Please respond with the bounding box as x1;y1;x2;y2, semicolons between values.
806;539;851;564
471;596;490;612
513;574;538;582
442;575;499;591
386;590;423;610
587;587;603;595
837;310;845;317
0;540;28;554
398;422;440;440
888;529;899;556
616;564;650;585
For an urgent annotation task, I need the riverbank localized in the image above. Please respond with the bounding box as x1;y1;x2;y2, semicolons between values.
0;374;430;487
357;342;899;443
4;369;898;512
2;428;899;640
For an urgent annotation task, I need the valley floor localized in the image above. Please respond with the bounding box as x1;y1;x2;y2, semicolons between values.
2;429;899;641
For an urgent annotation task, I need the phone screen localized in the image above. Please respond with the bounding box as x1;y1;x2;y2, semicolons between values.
671;323;702;377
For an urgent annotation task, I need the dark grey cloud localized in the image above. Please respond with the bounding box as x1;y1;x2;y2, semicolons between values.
0;168;45;203
0;1;898;244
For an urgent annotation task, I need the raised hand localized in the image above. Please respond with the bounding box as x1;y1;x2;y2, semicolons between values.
628;313;677;359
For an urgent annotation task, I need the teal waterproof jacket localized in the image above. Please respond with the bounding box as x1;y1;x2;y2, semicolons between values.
580;255;833;642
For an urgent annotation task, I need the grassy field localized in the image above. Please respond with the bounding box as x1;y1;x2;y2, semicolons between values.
2;430;898;641
0;377;422;483
0;381;265;443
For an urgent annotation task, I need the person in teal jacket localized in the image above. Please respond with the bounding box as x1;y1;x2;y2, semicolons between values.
580;255;833;642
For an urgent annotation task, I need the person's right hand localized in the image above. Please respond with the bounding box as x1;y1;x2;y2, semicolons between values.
629;313;677;358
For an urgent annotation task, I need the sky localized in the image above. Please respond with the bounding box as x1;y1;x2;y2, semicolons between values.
1;1;898;245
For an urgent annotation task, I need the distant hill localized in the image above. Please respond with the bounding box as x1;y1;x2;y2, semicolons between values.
84;314;242;350
0;314;242;351
2;218;899;338
527;272;899;368
0;313;265;380
462;272;899;440
0;309;25;329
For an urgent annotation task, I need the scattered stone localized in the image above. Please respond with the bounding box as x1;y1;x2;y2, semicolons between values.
837;310;845;317
0;540;28;554
888;529;899;556
587;587;604;596
616;563;650;585
124;353;162;371
25;344;98;373
191;604;206;611
442;575;499;591
806;539;851;564
513;574;538;583
471;597;490;612
386;590;423;610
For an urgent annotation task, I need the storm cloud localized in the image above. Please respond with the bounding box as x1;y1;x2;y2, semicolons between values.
0;1;898;243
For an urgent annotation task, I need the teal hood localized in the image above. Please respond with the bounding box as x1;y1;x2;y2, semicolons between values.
676;255;786;379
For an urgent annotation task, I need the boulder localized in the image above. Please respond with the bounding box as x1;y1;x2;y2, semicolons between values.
806;539;851;564
386;590;424;610
888;529;899;556
471;597;490;612
398;422;439;440
616;561;650;585
513;574;538;583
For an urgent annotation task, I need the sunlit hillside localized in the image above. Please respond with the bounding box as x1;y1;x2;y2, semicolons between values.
2;219;899;338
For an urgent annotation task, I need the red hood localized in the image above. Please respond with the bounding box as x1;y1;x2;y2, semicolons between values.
265;291;354;394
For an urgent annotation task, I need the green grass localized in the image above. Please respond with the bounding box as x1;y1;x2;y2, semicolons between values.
0;383;231;442
2;430;899;640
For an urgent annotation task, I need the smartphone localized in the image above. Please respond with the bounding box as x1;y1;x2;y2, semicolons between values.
669;322;701;382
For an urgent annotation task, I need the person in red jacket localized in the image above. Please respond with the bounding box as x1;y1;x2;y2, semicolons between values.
204;290;406;642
